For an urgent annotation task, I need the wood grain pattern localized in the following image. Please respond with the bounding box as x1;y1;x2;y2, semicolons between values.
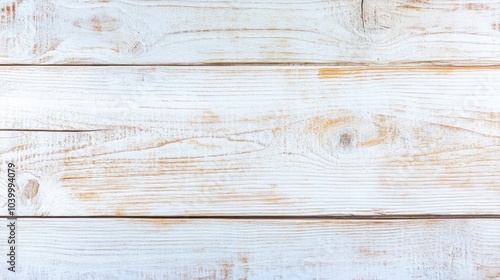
1;1;499;278
0;66;498;216
0;0;499;64
1;219;499;279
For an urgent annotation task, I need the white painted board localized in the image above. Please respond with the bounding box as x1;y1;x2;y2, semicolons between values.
0;66;498;216
0;0;499;64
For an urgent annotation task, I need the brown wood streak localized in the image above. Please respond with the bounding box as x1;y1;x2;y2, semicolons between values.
317;65;500;78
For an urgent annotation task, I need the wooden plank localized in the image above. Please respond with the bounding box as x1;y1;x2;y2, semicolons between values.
0;0;499;64
1;218;499;279
0;66;499;216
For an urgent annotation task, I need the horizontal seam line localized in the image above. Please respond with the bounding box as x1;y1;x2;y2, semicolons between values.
0;63;499;68
0;129;107;132
3;215;500;220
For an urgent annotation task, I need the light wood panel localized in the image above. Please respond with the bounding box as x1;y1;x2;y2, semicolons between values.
0;0;499;64
0;219;498;279
0;66;498;216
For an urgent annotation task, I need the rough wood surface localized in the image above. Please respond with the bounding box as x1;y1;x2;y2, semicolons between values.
0;66;498;216
0;0;499;64
1;1;499;278
0;219;498;279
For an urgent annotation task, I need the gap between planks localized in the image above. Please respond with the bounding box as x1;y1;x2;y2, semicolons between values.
0;129;107;132
3;215;500;220
1;63;500;68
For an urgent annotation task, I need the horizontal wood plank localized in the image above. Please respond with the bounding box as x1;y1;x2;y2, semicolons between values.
0;66;499;216
1;219;499;279
0;0;499;64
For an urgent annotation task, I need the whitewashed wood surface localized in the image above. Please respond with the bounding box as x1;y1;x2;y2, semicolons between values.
0;66;498;216
1;0;500;278
0;219;498;279
0;0;499;64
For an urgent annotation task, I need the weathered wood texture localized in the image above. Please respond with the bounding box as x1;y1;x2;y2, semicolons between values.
0;66;498;216
1;219;499;279
0;0;499;64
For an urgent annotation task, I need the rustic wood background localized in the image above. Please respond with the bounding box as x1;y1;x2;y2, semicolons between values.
0;0;499;279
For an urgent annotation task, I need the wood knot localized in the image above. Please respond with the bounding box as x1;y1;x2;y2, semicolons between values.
23;179;39;200
307;115;357;155
128;41;145;54
339;133;352;148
